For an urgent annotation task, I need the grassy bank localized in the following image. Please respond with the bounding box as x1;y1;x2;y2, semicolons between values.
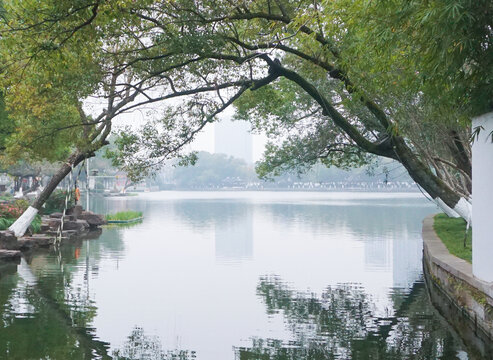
105;211;143;221
433;213;472;263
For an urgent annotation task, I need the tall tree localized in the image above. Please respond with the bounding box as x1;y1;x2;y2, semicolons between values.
0;0;272;234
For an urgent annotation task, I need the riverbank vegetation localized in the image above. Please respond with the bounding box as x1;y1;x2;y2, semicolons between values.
105;211;143;222
42;190;75;215
434;214;472;263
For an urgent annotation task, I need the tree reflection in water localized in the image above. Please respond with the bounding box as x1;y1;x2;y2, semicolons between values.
113;327;196;360
234;276;465;360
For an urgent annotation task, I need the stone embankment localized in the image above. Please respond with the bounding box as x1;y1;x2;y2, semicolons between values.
423;214;493;358
0;206;106;258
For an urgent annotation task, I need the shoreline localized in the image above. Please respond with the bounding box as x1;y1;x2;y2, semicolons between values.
422;214;493;358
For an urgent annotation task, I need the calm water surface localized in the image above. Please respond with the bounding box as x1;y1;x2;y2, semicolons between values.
0;191;473;359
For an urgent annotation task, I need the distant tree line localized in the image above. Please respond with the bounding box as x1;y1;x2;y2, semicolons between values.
156;152;414;190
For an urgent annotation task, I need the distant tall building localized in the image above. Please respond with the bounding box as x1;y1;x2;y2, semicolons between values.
214;116;253;163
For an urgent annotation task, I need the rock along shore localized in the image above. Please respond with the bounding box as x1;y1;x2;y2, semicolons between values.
0;206;106;258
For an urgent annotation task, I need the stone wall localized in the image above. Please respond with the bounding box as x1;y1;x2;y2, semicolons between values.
423;214;493;358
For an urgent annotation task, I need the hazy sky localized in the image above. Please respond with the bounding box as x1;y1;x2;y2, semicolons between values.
86;96;267;163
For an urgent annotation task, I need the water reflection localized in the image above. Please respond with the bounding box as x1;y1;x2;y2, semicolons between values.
260;198;426;289
170;200;254;261
0;259;111;359
171;200;249;230
0;192;475;359
113;327;196;360
0;226;128;360
215;207;253;261
235;276;466;359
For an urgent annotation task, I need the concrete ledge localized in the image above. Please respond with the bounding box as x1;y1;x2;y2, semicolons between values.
423;214;493;341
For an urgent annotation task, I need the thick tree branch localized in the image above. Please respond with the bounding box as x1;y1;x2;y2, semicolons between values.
260;55;395;158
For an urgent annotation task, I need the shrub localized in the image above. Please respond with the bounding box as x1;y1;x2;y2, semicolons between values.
0;217;15;230
0;199;29;219
0;214;41;233
0;193;13;201
43;189;75;214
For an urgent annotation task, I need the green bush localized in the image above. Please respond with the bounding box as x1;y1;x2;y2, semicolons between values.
0;217;15;230
0;193;13;201
30;215;42;233
43;189;75;214
0;214;41;233
0;199;29;218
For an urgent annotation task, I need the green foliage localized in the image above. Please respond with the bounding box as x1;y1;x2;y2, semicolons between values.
113;327;195;360
0;92;14;153
310;0;493;119
0;0;115;165
0;217;14;230
0;213;41;233
105;120;200;183
256;135;372;180
105;211;142;221
42;190;75;215
0;0;484;204
30;214;42;233
0;193;12;201
434;213;472;263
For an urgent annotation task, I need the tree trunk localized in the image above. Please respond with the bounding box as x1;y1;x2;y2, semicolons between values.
392;136;472;221
9;152;87;237
273;60;472;221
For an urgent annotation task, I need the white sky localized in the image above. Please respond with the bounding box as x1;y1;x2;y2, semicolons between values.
85;95;267;163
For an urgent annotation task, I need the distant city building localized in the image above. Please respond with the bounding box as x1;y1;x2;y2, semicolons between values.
214;116;253;163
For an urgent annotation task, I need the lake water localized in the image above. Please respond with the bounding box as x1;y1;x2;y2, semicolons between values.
0;191;473;359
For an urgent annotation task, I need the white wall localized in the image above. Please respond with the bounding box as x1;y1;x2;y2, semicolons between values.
472;112;493;282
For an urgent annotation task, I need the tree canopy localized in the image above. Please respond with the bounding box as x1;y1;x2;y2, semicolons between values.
1;0;490;220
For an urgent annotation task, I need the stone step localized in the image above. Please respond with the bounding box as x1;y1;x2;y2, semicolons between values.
45;230;79;240
0;249;21;261
18;236;55;249
49;212;75;221
0;230;18;250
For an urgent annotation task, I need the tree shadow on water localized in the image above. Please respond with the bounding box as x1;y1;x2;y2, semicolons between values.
113;327;196;360
234;276;468;360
